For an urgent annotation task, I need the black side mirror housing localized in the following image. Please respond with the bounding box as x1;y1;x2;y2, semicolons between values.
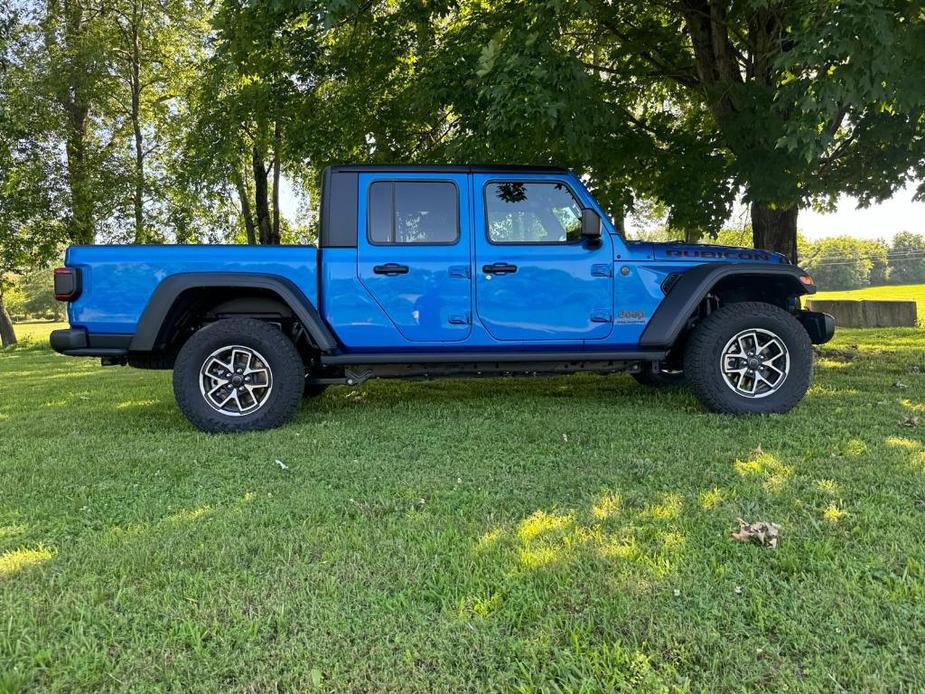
581;208;602;240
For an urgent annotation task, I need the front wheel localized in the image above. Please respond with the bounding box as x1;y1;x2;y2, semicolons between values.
684;302;813;415
173;318;304;433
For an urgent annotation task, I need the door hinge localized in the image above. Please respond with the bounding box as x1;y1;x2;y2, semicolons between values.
590;309;612;323
591;263;613;278
448;265;470;279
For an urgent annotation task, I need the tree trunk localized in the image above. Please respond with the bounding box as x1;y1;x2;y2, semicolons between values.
751;202;798;263
252;144;273;244
232;169;256;244
0;286;17;347
59;0;95;245
271;121;281;244
64;119;94;244
130;1;145;244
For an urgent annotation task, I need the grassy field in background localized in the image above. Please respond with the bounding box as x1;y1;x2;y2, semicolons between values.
814;283;925;319
2;322;925;691
9;321;68;341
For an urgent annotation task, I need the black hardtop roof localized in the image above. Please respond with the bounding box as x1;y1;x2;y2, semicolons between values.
325;163;569;174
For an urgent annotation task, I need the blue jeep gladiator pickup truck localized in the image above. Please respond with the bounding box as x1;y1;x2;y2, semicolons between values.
51;164;834;432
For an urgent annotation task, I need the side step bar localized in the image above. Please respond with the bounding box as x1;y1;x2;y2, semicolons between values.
320;350;667;365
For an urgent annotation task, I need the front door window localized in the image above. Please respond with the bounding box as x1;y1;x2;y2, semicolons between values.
486;182;583;244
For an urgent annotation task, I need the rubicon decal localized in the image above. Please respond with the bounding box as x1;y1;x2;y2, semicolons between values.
664;248;774;261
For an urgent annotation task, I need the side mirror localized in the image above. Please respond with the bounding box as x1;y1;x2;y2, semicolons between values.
581;208;602;240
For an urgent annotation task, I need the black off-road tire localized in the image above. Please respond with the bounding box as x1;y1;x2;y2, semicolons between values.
684;301;813;415
632;367;685;387
173;318;304;433
303;382;329;398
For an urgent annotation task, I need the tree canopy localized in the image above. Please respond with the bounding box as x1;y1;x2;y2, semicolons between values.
396;0;925;261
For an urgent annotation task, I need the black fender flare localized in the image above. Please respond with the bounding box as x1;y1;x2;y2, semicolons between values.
129;272;339;352
639;263;814;349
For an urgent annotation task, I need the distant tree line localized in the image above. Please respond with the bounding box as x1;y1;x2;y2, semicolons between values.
632;226;925;292
800;231;925;291
2;0;924;344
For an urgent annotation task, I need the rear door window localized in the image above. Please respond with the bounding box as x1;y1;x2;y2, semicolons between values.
368;181;459;245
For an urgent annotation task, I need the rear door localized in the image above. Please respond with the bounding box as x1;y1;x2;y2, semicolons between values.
357;173;472;342
473;176;614;341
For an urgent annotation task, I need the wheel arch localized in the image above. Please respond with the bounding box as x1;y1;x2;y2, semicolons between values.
640;263;813;350
130;273;338;354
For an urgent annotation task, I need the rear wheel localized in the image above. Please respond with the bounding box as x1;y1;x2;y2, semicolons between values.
173;318;304;433
684;302;813;414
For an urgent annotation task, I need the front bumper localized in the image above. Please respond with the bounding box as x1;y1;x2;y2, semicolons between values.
795;310;835;345
50;328;132;356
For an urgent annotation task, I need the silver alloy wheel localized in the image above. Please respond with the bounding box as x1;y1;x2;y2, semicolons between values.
199;345;273;416
720;328;790;399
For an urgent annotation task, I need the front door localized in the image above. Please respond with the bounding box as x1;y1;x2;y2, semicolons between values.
473;176;614;341
358;173;472;342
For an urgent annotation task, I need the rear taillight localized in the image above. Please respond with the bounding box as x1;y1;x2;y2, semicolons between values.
54;267;81;302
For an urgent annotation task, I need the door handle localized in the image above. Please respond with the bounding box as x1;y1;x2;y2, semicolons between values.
482;262;518;275
373;263;409;276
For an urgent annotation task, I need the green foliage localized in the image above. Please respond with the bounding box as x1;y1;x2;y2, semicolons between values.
375;0;925;249
888;231;925;284
862;239;891;286
802;237;874;291
36;0;125;244
792;233;925;291
5;266;63;321
104;0;215;243
0;4;68;280
776;0;925;204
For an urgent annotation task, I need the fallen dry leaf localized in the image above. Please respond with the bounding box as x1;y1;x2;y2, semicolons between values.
731;519;781;548
900;415;919;428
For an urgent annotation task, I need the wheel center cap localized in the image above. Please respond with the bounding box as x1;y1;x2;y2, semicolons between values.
747;357;760;370
231;374;244;386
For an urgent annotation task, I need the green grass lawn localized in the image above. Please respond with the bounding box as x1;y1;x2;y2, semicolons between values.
2;322;925;691
814;283;925;319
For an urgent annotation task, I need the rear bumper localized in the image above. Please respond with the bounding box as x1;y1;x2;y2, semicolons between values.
796;310;835;345
50;328;132;356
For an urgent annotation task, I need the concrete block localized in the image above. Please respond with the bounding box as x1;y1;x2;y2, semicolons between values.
806;299;917;328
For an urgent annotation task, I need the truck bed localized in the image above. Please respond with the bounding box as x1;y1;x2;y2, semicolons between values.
65;245;319;335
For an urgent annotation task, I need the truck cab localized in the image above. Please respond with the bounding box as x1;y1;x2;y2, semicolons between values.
322;165;627;350
51;164;834;432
